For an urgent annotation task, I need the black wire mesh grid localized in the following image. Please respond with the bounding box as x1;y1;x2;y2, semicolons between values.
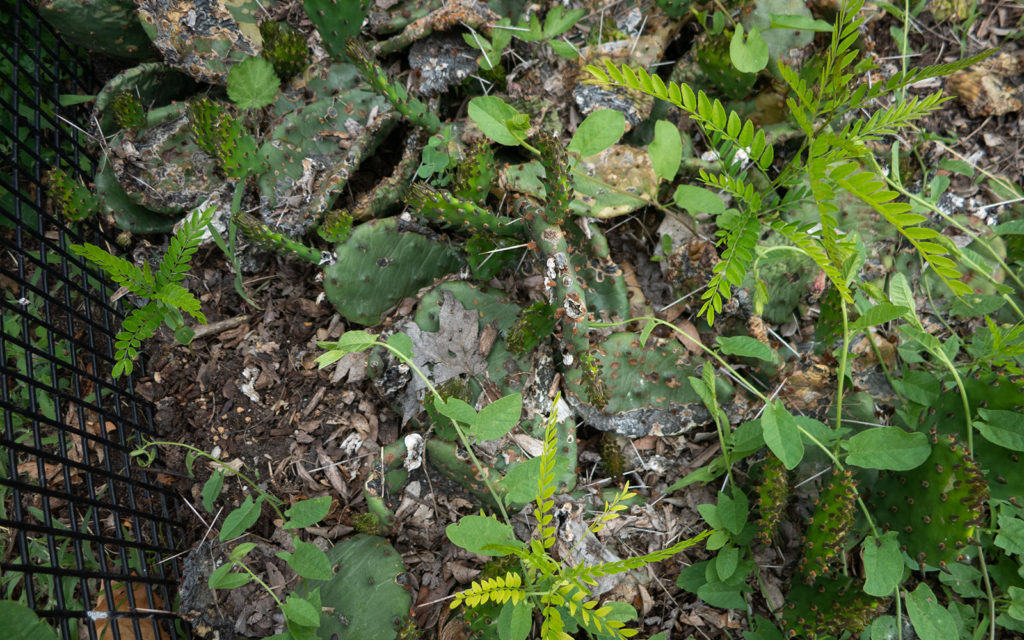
1;1;185;638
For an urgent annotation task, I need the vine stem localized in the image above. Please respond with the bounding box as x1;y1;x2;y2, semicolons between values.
834;297;851;437
131;439;286;520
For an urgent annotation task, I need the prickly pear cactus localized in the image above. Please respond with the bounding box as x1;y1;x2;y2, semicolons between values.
323;218;462;326
408;184;525;237
562;332;728;437
136;0;264;84
46;167;102;222
799;468;857;581
259;20;309;81
34;0;153;59
301;0;369;60
94;166;177;234
454;139;497;205
93;63;198;135
256;62;394;236
782;574;885;639
186;97;264;179
869;432;988;570
296;534;412;640
107;101;223;215
757;452;789;545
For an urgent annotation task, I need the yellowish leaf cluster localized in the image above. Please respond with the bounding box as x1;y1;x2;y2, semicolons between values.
450;571;524;609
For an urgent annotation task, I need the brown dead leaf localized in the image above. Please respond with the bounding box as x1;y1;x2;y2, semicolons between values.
673;320;703;354
91;581;169;640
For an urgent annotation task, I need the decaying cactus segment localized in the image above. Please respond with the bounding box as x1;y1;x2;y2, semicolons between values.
799;468;857;582
343;132;426;222
757;452;789;545
35;0;153;59
869;431;988;570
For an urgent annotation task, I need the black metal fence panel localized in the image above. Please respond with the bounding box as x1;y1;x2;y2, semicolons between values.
1;2;184;638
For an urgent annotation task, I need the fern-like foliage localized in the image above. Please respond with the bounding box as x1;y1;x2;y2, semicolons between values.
586;0;993;323
449;395;710;639
71;207;214;378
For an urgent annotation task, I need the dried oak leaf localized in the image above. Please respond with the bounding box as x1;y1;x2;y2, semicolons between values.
398;291;488;422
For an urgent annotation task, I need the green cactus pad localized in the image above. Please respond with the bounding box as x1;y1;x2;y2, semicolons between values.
94;166;178;234
408;184;525;237
257;63;394;236
782;574;885;639
563;218;630;321
93;63;199;136
35;0;153;59
136;0;264;84
799;468;857;582
323;218;461;326
296;534;412;640
917;372;1024;504
259;21;310;81
562;332;727;437
301;0;369;60
454;139;497;205
655;0;692;18
756;452;789;545
46;167;102;222
869;432;988;570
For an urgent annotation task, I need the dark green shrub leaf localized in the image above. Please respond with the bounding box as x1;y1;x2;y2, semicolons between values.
209;563;252;589
649;120;682;181
0;601;57;640
976;409;1024;451
282;594;321;628
473;393;523;440
906;583;954;640
468;97;523;146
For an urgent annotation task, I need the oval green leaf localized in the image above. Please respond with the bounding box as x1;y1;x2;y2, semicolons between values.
673;185;725;215
220;495;263;541
446;515;519;556
568;109;625;158
843;427;930;470
283;495;332;529
649;120;683;181
862;532;903;596
761;400;803;470
730;24;769;73
977;408;1024;451
474;393;523;440
468;96;523;146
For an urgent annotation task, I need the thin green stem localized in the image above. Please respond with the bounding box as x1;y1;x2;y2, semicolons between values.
237;560;284;607
834;297;851;436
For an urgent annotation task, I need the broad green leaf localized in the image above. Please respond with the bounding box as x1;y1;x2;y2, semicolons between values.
716;545;739;581
870;617;898;640
316;331;378;367
468;96;523;146
995;510;1024;556
278;539;332;580
568;109;625;158
976;409;1024;451
227;57;280;110
649;120;682;180
716;489;749;535
202;469;224;512
768;14;833;32
433;396;479;425
730;24;769;73
220;495;263;541
209;563;252;589
843;427;930;470
282;594;321;628
995;220;1024;235
761;400;803;469
697;581;747;609
906;583;954;640
673;185;726;214
548;39;579;59
950;294;1005;317
862;532;903;596
498;456;544;504
0;601;58;640
716;335;777;364
446;515;519;556
497;600;533;640
230;542;258;562
387;332;414;360
850;303;911;334
543;6;585;37
888;273;918;325
283;496;332;529
1009;586;1024;621
474;393;523;440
